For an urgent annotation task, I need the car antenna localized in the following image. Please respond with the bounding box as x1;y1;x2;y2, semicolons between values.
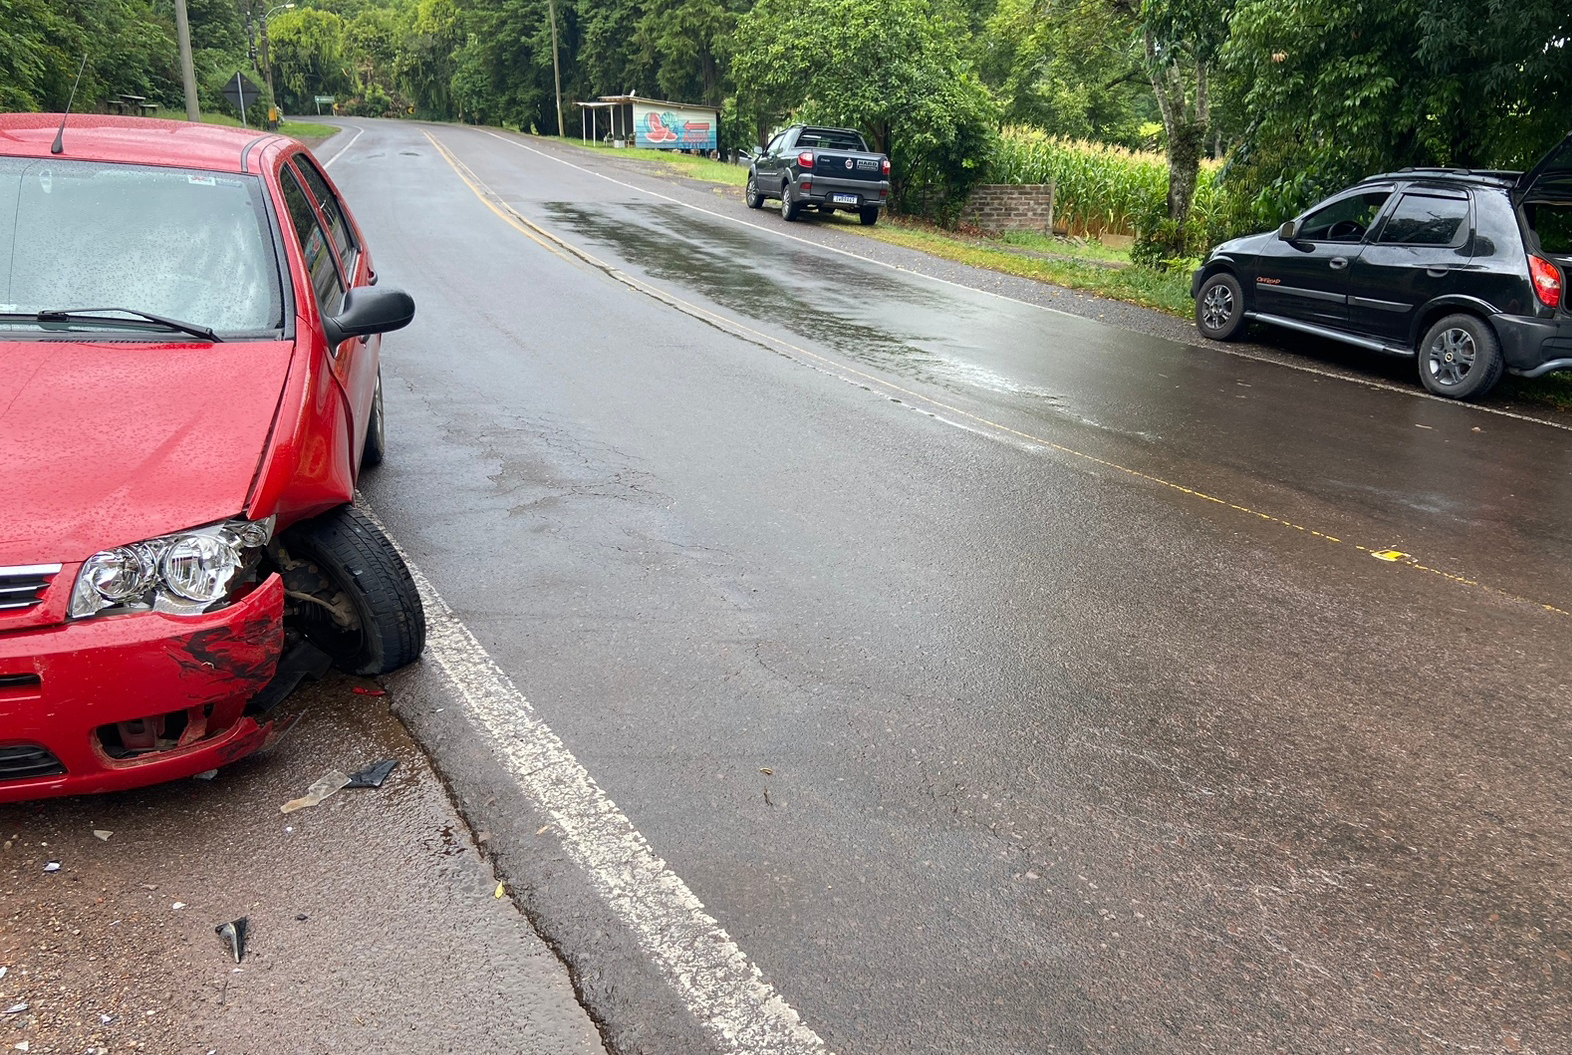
51;54;89;156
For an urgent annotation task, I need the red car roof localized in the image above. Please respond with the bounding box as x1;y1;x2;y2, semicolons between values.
0;113;288;174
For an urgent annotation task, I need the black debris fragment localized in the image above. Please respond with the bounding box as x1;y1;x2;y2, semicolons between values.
345;759;398;789
216;917;248;963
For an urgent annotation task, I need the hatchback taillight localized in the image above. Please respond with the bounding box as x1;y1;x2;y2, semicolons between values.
881;157;890;176
1530;254;1563;308
797;151;815;168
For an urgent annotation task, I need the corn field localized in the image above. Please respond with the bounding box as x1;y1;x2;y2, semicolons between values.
985;127;1225;244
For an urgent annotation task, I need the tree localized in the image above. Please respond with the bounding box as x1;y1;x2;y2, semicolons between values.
1131;0;1232;259
269;7;354;112
732;0;998;212
1218;0;1572;229
979;0;1151;145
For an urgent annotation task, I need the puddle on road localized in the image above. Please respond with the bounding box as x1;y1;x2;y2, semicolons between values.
541;201;1069;407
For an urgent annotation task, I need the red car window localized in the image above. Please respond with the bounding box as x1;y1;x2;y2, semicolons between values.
279;165;345;315
292;153;359;279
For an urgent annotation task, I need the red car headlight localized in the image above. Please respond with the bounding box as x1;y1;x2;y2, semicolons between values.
69;516;275;619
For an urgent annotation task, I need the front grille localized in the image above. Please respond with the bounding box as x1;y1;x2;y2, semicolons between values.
0;744;65;782
0;564;61;612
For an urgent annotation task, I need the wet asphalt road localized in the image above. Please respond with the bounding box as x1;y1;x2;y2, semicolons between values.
332;120;1572;1054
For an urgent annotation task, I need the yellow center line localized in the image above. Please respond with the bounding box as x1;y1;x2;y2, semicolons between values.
420;129;1571;621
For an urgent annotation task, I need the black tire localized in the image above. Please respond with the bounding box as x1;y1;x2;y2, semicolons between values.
780;183;801;222
1418;313;1503;399
361;370;386;469
1195;272;1246;341
281;505;425;675
858;207;879;226
744;172;764;209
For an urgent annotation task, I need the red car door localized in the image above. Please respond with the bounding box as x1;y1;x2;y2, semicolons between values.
285;152;380;473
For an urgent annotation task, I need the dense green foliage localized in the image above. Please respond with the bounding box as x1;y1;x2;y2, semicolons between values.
2;0;1567;257
732;0;996;211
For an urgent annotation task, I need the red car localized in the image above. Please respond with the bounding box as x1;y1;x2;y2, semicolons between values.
0;114;424;802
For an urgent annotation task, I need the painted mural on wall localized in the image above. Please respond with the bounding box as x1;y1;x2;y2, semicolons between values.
633;104;718;151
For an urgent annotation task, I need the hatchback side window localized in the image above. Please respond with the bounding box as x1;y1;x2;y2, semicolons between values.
279;167;345;315
292;154;358;277
1299;191;1392;242
1377;193;1470;247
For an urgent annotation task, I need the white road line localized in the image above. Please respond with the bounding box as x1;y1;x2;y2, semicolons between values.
473;127;1572;433
319;123;364;168
361;511;829;1054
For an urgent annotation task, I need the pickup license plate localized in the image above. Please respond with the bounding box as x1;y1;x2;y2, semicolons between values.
832;193;859;205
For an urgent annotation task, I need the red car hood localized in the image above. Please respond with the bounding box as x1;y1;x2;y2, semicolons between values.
0;339;295;566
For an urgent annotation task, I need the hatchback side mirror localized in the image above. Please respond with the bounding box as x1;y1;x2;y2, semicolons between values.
1277;220;1300;241
324;286;415;348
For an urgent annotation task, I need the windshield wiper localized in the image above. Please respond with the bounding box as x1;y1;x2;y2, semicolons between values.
23;307;223;343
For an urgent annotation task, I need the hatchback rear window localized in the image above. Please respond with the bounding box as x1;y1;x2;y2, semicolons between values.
0;157;283;335
1377;193;1470;246
1525;202;1572;255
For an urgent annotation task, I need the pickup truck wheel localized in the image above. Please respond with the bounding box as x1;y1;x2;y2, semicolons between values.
1194;272;1246;341
780;185;801;222
279;505;426;676
745;174;764;209
859;207;879;226
1418;314;1504;400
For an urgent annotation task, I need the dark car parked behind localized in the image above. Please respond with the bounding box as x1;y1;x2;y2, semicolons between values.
745;125;890;225
1191;133;1572;399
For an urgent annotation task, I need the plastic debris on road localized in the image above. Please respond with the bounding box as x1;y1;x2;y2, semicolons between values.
2;1003;27;1015
352;685;387;697
93;830;112;841
344;759;398;789
215;918;248;963
280;771;351;813
494;881;505;898
42;861;59;873
192;769;218;781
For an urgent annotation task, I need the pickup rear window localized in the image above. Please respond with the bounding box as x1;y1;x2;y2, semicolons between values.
797;131;867;152
1525;201;1572;255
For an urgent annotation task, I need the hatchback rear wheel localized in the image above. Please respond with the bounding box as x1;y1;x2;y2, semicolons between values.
1418;314;1503;400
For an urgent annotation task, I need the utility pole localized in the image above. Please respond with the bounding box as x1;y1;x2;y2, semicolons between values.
261;15;275;115
547;0;564;137
173;0;201;121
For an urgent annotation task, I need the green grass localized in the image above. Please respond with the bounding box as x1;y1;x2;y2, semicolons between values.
851;217;1195;314
542;135;749;186
151;108;339;142
994;229;1135;266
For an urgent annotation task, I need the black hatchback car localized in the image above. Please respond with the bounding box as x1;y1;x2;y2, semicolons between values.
1191;134;1572;399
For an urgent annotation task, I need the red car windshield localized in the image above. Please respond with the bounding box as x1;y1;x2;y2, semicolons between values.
0;157;284;336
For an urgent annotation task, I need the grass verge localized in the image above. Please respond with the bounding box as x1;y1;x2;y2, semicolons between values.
151;108;339;143
540;135;749;186
844;217;1194;314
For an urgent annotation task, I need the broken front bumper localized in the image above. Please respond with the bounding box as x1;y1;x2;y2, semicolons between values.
0;574;286;802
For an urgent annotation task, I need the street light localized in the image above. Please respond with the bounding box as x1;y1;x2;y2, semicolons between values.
258;2;296;123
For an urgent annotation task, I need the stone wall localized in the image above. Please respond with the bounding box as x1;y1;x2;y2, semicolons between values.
957;183;1055;233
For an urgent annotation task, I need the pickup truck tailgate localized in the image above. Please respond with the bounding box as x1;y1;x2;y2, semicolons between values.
811;151;884;181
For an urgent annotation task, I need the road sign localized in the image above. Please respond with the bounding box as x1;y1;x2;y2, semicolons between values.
313;95;335;105
222;72;262;125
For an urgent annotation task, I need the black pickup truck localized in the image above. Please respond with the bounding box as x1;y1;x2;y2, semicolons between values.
745;125;890;225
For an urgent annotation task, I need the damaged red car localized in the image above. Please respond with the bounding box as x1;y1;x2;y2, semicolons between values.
0;114;425;802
